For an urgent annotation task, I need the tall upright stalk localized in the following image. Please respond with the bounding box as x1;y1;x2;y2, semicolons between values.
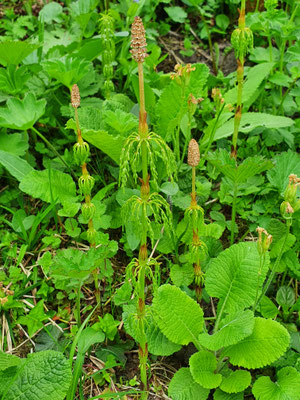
186;139;205;302
230;1;253;242
130;17;150;399
231;0;253;159
71;85;100;304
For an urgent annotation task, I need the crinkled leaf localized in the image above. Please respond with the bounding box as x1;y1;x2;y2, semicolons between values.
19;168;76;204
168;368;210;400
170;263;194;287
198;310;255;351
189;351;222;389
0;93;46;130
0;150;33;181
220;370;251;393
0;352;22;371
1;350;72;400
206;242;269;314
152;284;204;345
223;318;290;369
215;113;294;141
252;366;300;400
0;41;39;66
208;151;273;184
145;315;181;356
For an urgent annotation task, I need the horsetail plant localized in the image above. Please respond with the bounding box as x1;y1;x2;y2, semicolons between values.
186;139;206;301
71;84;100;304
231;0;253;159
119;17;176;399
99;12;115;98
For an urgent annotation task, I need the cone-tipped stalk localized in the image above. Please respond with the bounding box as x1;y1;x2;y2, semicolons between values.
187;139;204;301
130;17;149;398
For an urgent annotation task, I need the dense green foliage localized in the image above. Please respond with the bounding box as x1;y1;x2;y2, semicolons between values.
0;0;299;399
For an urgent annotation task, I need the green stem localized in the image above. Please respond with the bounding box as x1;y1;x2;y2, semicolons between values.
203;103;226;160
32;126;76;180
214;289;231;332
252;253;265;312
93;270;101;305
230;182;238;245
255;222;291;309
192;166;196;199
76;284;82;328
255;0;260;12
232;60;244;156
268;36;273;62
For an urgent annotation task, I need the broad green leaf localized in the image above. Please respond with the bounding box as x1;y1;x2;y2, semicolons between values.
170;263;194;287
219;370;251;393
214;389;244;400
39;2;63;24
198;310;255;351
189;351;222;389
19;169;76;204
82;128;124;164
214;113;294;141
77;327;105;354
123;303;181;356
0;132;28;156
145;316;182;356
276;286;295;310
156;63;209;140
224;63;274;109
168;368;210;400
17;301;49;337
1;350;72;400
259;296;278;319
0;352;22;371
104;109;138;136
152;284;204;345
66;118;124;164
206;242;269;314
283;250;300;281
0;150;33;181
208;150;272;184
223;318;290;369
0;93;46;130
0;41;39;66
252;367;300;400
165;6;187;23
234;156;273;183
267;150;300;195
43;56;92;89
0;65;29;95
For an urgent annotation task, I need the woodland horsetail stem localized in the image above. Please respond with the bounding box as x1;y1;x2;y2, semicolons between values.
71;84;100;305
131;16;149;399
187;139;205;301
